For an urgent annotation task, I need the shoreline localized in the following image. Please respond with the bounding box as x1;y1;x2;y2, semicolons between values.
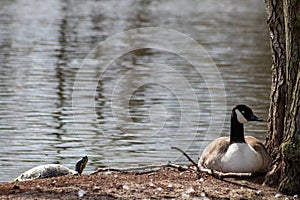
0;166;297;199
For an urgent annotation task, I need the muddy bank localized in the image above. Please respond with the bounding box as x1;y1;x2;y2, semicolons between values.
0;167;297;199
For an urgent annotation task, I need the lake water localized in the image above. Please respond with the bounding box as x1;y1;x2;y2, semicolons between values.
0;0;271;182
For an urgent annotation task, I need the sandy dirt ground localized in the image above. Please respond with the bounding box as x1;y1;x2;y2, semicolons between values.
0;166;298;199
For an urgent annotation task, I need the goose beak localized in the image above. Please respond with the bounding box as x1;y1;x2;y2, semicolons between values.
250;114;263;122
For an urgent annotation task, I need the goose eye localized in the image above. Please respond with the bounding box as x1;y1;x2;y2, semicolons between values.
241;111;245;114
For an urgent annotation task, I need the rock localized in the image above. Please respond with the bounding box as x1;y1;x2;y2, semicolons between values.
78;189;86;198
149;182;155;187
185;186;195;194
275;193;282;198
122;184;130;190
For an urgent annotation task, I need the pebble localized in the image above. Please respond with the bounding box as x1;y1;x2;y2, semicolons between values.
275;193;282;198
185;186;195;194
256;190;262;195
200;192;206;197
122;184;130;190
93;186;101;191
78;189;86;198
51;180;56;186
149;182;155;187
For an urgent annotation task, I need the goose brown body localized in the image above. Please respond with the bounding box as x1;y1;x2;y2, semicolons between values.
199;136;271;173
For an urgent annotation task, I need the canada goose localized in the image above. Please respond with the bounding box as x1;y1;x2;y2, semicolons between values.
198;105;271;173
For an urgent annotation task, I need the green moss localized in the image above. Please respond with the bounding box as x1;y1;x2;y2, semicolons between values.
281;141;300;159
279;141;300;195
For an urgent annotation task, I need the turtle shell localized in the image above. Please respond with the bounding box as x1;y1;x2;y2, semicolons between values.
15;164;77;181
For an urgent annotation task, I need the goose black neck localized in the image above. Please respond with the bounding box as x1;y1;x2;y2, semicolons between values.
230;114;246;144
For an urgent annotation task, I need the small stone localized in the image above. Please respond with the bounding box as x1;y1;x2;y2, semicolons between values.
256;190;262;195
93;186;101;191
122;184;130;190
200;192;206;197
167;183;173;188
149;182;155;187
275;193;282;198
199;178;204;182
185;186;195;194
78;189;86;198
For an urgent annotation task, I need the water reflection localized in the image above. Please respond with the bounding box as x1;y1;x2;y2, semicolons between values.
0;0;270;182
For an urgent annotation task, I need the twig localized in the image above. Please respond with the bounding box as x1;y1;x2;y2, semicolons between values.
90;164;171;175
165;163;195;172
201;168;260;190
170;146;201;174
200;168;253;179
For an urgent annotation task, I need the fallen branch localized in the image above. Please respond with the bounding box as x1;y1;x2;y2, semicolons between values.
91;163;171;175
90;163;198;176
200;168;253;179
90;162;261;191
164;163;195;172
170;146;201;174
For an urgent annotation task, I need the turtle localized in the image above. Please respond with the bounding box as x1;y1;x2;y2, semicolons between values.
14;156;88;181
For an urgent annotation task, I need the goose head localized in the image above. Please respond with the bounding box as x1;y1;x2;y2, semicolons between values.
230;105;262;143
233;104;263;124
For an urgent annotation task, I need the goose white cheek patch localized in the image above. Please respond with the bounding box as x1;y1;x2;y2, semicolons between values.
235;109;248;124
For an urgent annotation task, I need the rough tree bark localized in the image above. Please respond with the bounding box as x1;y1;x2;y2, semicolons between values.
264;0;300;195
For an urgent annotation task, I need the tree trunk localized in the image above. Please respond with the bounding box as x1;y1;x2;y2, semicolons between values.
264;0;286;162
264;0;300;195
